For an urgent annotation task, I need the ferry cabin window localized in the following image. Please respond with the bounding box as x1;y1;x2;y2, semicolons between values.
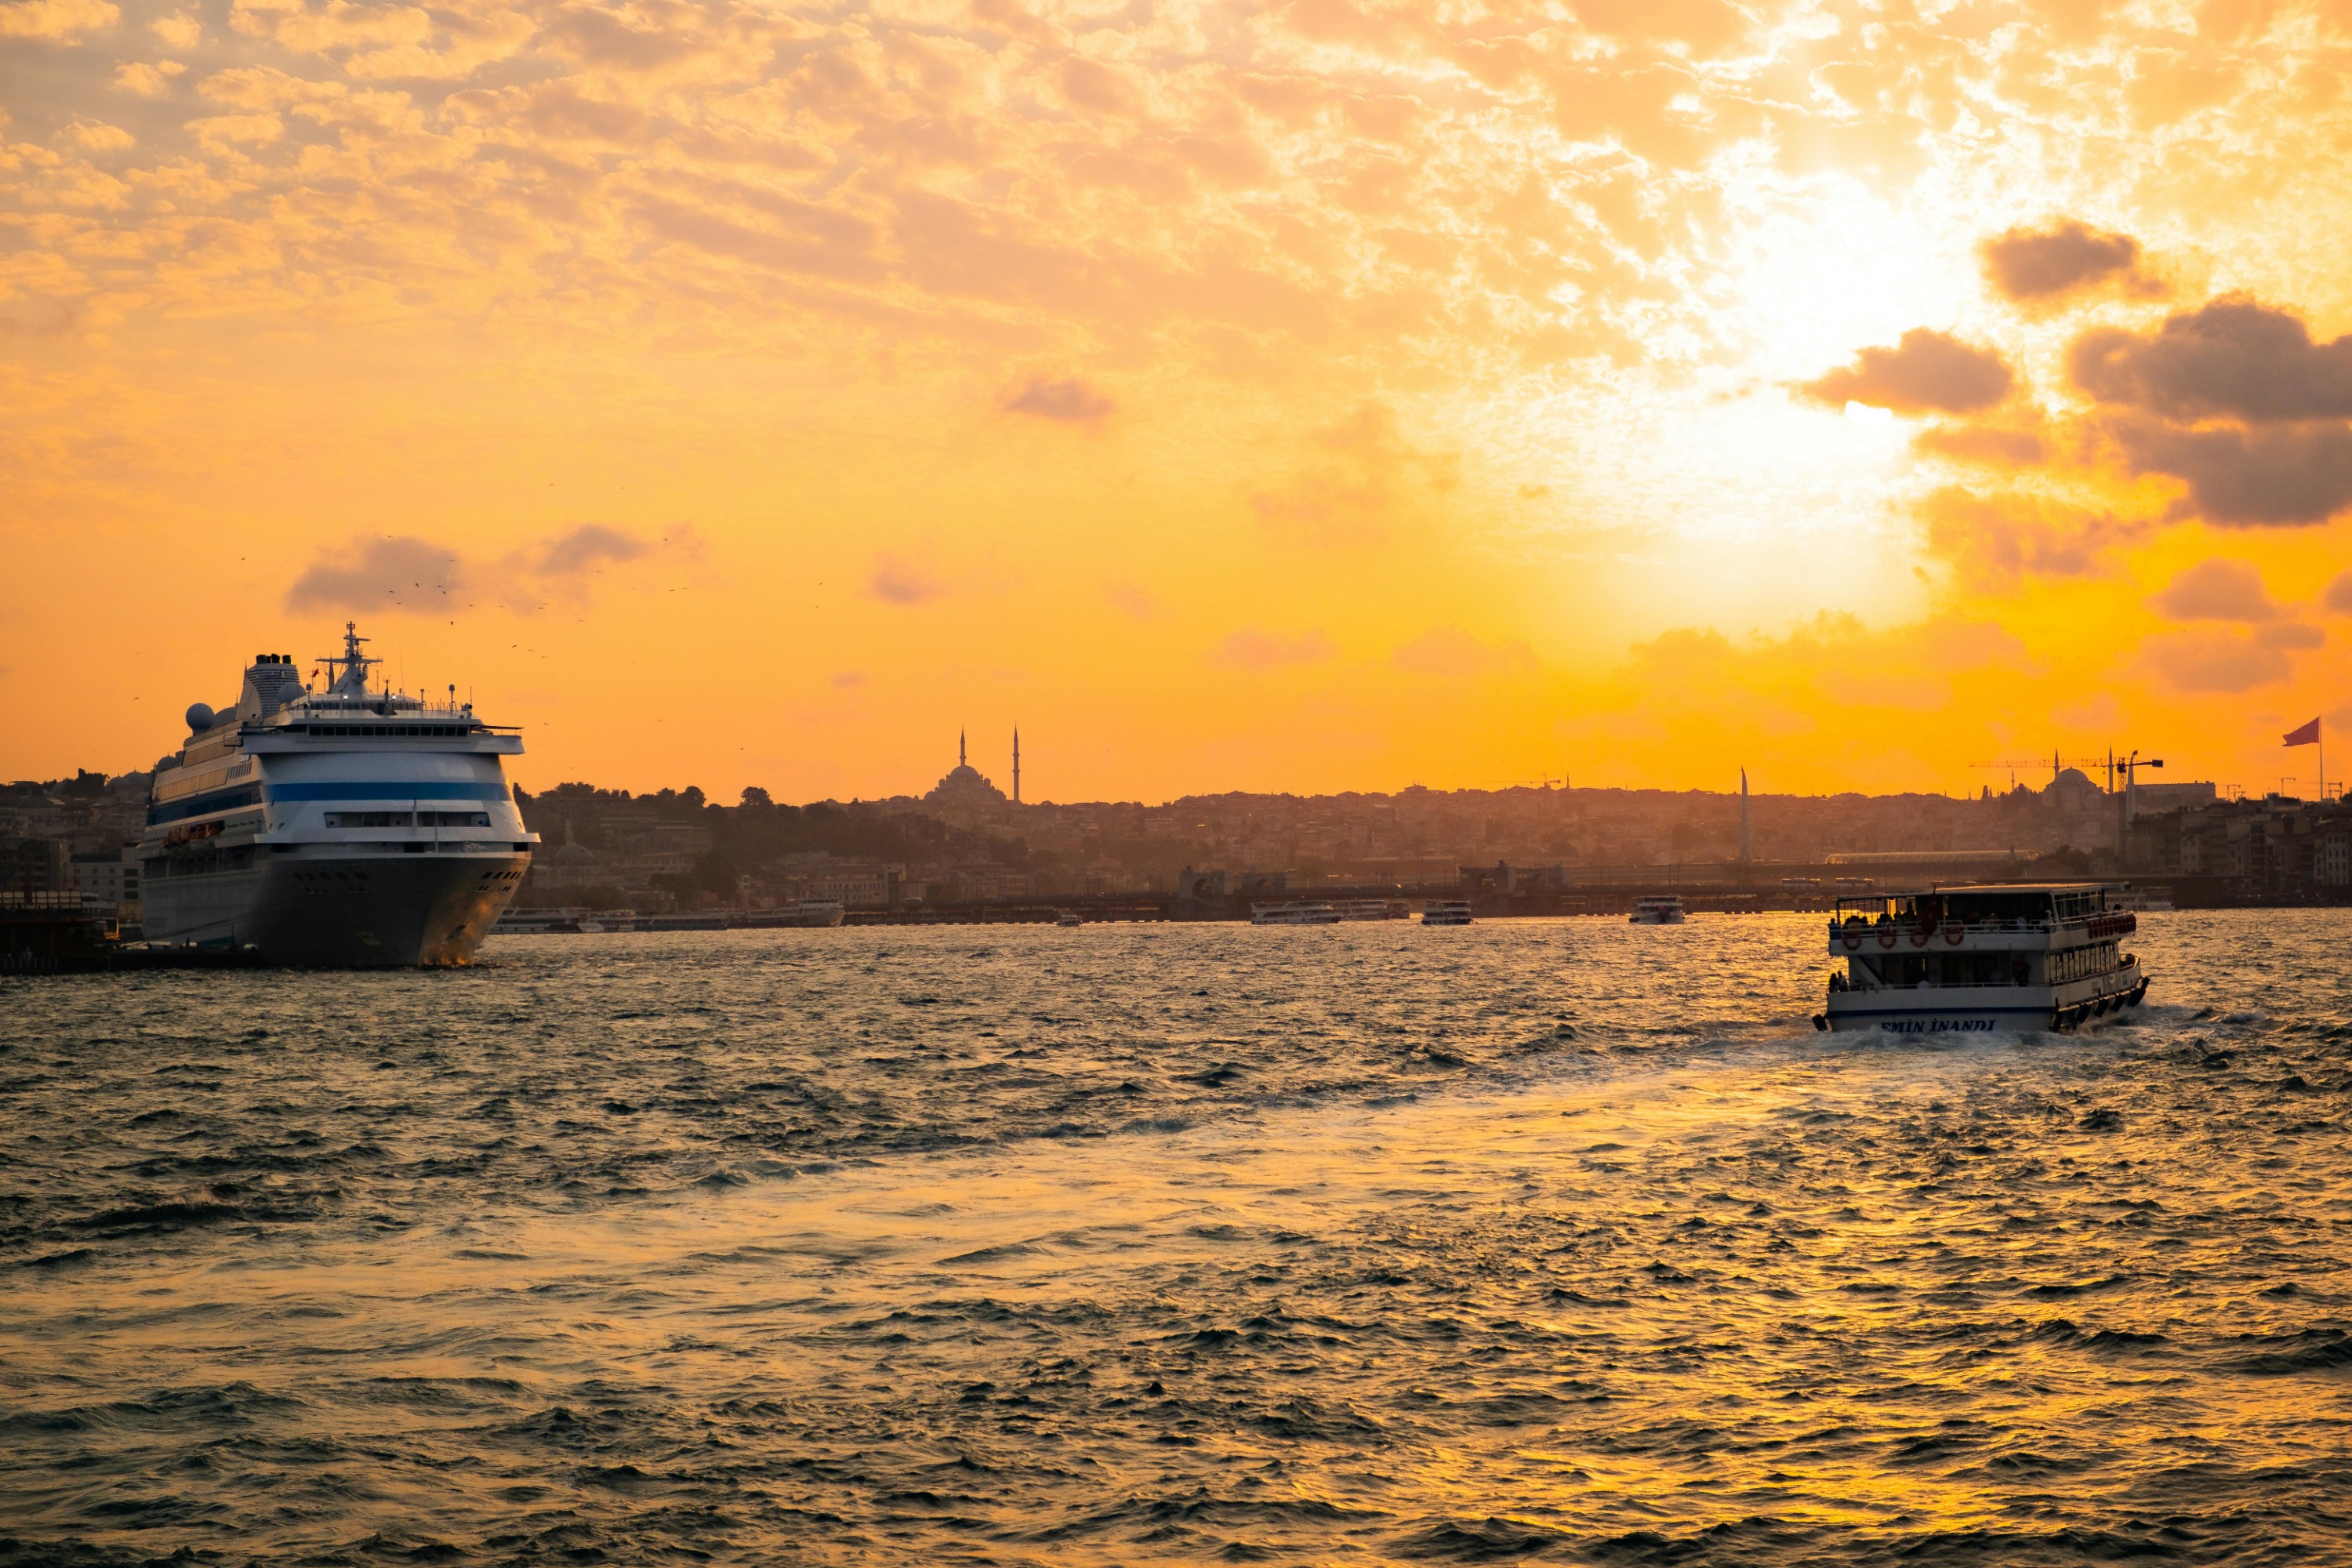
1938;953;2005;985
418;811;492;827
326;811;412;828
307;724;475;737
1944;892;2056;925
2049;942;2119;983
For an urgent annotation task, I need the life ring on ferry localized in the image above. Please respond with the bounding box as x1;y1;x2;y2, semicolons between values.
1842;929;1862;952
1877;928;1897;949
1944;922;1965;946
1908;925;1931;948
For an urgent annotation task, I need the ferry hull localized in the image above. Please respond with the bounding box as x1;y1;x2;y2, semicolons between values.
1822;972;2148;1035
143;852;529;967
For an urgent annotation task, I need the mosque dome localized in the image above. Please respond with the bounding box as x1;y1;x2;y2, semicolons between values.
925;730;1008;805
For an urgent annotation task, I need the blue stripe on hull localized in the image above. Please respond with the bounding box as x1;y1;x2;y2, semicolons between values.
147;786;263;825
148;779;510;826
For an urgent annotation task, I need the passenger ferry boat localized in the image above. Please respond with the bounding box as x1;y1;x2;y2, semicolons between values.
1330;898;1406;920
1629;895;1686;924
139;625;536;966
1418;900;1473;926
1816;883;2148;1034
1251;901;1341;925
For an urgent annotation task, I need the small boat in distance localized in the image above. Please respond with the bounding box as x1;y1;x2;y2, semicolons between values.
1055;909;1083;927
1251;901;1342;925
1629;895;1686;924
1418;900;1473;926
779;898;846;927
1816;883;2149;1035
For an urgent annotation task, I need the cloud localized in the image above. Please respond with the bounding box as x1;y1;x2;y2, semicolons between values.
1916;488;2140;588
1980;220;2156;303
833;670;865;688
67;121;134;151
2151;558;2276;621
2100;414;2352;526
2325;573;2352;615
2139;629;2296;692
1000;375;1114;423
2257;622;2325;649
869;553;940;604
2072;298;2352;423
1250;404;1457;544
1796;329;2015;416
285;524;674;615
1912;423;2049;466
1556;612;2042;792
1214;626;1334;669
531;523;648;577
1391;626;1537;678
0;0;118;39
286;535;465;613
114;59;186;94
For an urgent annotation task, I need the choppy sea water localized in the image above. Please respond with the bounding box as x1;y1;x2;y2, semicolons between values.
2;912;2349;1566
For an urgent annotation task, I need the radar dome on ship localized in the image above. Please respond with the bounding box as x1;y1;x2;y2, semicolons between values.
185;702;216;732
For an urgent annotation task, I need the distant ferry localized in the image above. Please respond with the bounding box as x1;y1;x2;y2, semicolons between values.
1331;898;1406;920
1418;900;1473;926
1251;901;1341;925
1629;895;1686;924
1816;883;2149;1034
140;625;535;965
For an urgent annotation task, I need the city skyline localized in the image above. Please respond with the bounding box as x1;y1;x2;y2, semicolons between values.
6;2;2352;800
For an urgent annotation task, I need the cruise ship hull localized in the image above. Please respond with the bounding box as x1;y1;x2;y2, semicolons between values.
144;852;528;967
1822;969;2147;1035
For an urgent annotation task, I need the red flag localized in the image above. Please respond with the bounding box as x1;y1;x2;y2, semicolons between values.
2285;717;2321;746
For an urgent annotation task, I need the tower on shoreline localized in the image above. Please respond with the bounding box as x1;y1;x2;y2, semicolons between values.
1739;768;1752;864
1013;727;1022;804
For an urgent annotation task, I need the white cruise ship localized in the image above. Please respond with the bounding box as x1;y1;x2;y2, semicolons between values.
139;625;538;966
1816;884;2148;1034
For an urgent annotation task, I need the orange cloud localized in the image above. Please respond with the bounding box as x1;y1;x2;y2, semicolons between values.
1917;488;2141;589
285;525;673;616
869;554;941;606
1980;220;2158;303
2151;559;2278;621
2073;299;2352;423
1797;330;2016;416
1000;375;1113;423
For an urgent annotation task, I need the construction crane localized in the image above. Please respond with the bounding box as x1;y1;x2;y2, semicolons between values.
1969;754;2115;792
1970;750;2166;795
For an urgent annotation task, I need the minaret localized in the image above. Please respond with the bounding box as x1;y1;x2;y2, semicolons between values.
1738;768;1752;864
960;729;967;768
1012;727;1022;804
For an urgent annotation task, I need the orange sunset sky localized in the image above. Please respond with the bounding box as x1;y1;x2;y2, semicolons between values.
5;0;2352;802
